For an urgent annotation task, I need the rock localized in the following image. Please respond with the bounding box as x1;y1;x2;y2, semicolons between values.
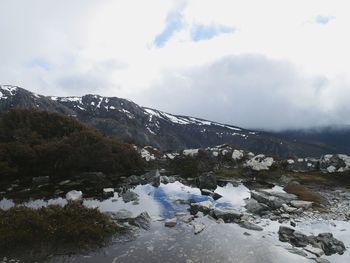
122;190;139;203
243;232;251;236
198;172;217;190
261;190;298;201
244;154;274;171
304;245;324;257
32;176;50;184
58;180;71;186
290;200;313;209
192;222;206;234
66;190;83;202
126;175;142;185
278;226;309;247
160;176;176;184
212;208;241;223
290;221;296;227
310;233;346;256
189;200;213;215
314;258;331;263
285;247;308;257
201;189;223;200
250;190;285;209
129;212;151;230
279;226;346;256
245;198;270;215
103;188;114;197
164;218;177;227
109;209;133;220
179;215;194;223
142;170;160;187
282;204;298;213
304;245;325;257
239;221;263;231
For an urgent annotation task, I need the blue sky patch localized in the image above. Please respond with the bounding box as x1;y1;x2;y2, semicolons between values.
28;58;51;70
315;15;335;25
191;24;234;42
154;11;184;48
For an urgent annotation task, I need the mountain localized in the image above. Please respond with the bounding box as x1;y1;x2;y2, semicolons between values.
0;85;339;157
275;126;350;155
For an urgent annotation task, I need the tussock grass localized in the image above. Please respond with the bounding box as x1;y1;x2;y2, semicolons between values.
0;202;118;251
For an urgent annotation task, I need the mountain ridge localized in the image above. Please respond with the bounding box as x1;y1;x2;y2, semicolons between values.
0;85;344;157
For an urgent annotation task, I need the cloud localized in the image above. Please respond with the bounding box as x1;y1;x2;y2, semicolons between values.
137;54;350;130
191;24;234;41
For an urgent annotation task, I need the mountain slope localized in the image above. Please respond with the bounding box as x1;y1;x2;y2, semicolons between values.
0;85;338;157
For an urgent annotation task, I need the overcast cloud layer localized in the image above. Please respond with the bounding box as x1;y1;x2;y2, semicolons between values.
0;0;349;130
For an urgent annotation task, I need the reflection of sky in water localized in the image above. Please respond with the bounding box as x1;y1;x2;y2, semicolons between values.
215;183;251;210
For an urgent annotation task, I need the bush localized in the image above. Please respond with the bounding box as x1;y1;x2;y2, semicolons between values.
0;109;143;179
0;203;118;251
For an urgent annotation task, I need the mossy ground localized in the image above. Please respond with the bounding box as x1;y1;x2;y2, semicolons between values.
0;202;118;254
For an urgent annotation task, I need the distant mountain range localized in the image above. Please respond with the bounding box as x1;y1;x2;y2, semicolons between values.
1;84;348;157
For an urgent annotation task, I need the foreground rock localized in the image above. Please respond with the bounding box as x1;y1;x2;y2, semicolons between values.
129;212;151;230
211;208;241;223
189;200;213;215
164;218;177;227
122;190;139;203
278;226;346;256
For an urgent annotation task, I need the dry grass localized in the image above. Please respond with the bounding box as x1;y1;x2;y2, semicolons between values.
284;184;323;203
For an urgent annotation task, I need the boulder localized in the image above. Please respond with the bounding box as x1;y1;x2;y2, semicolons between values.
164;218;177;227
212;208;241;223
160;176;176;184
109;209;133;221
245;198;270;215
189;200;213;215
239;221;263;231
103;188;114;197
126;175;142;185
304;245;324;257
198;172;217;190
201;189;222;200
250;190;285;209
129;212;151;230
310;233;346;256
122;190;139;203
142;170;160;187
66;190;83;202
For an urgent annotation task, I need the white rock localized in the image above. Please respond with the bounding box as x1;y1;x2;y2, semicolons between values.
232;149;244;160
66;190;83;202
290;200;313;209
164;217;177;227
183;149;199;157
103;188;114;193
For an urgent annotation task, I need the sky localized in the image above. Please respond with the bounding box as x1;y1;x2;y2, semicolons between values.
0;0;349;130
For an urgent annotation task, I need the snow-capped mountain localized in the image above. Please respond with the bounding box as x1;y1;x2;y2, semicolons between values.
0;85;342;157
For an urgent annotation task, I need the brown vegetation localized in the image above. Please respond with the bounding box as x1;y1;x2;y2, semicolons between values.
284;183;323;203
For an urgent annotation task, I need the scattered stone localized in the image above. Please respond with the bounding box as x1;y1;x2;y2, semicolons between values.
192;222;206;234
290;221;296;227
109;209;133;221
200;189;222;200
245;198;270;215
126;175;141;185
250;190;285;209
129;212;151;230
304;245;324;257
160;176;176;184
103;188;114;197
285;247;308;257
314;258;331;263
290;200;313;210
243;232;251;236
66;190;82;202
282;204;298;213
239;221;263;231
32;176;50;184
164;218;177;227
122;190;139;203
142;170;160;187
58;180;71;186
189;200;213;215
212;208;241;223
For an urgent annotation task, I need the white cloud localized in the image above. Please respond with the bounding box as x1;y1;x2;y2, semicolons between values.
0;0;349;129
